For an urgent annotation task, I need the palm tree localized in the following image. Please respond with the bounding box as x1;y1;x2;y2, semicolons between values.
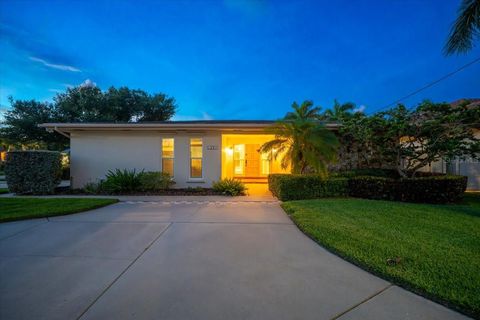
444;0;480;55
284;100;323;120
323;100;356;121
260;101;339;176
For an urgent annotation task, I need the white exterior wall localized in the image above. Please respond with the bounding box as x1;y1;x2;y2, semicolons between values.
70;131;221;189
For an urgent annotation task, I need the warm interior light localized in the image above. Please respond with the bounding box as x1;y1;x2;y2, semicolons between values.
225;147;234;156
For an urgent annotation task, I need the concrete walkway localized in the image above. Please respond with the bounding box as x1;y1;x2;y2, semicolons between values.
0;201;470;320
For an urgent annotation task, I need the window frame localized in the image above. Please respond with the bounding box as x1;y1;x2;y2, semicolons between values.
161;138;175;177
189;138;203;179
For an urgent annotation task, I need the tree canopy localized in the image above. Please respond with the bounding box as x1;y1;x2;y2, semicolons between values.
260;101;339;176
1;86;177;150
338;100;480;177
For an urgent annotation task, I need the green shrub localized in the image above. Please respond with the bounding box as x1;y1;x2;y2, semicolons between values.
348;175;467;203
103;169;143;193
61;165;70;180
138;171;174;191
269;174;349;201
5;151;62;195
83;180;107;194
347;176;398;201
212;178;247;196
332;168;399;178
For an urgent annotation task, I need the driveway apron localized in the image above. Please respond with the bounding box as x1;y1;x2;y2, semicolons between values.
0;199;469;320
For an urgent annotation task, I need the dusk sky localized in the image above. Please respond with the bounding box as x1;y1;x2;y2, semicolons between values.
0;0;479;120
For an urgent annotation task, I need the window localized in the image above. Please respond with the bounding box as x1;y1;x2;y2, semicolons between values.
162;138;174;176
190;138;203;178
233;144;245;175
260;151;271;175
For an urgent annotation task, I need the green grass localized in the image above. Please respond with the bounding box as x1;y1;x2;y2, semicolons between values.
0;198;118;222
282;194;480;318
0;188;9;194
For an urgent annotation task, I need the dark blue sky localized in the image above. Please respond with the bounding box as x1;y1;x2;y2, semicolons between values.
1;0;479;120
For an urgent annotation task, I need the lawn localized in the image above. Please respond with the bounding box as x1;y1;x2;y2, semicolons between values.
0;198;118;222
282;194;480;318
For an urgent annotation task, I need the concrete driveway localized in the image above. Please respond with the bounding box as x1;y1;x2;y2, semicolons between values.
0;198;469;320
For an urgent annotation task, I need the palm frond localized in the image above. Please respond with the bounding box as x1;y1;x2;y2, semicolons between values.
444;0;480;55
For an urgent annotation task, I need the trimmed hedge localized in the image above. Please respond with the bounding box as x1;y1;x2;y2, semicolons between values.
269;174;349;201
349;175;467;204
5;151;62;195
269;173;467;204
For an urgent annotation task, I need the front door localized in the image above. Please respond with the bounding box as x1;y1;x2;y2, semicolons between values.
233;144;261;177
245;144;260;177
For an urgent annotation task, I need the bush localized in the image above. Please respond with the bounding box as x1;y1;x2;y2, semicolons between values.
103;169;143;193
332;168;399;178
212;178;247;196
5;151;62;194
83;180;107;194
269;174;349;201
61;165;70;180
138;171;174;191
347;176;398;201
349;175;467;204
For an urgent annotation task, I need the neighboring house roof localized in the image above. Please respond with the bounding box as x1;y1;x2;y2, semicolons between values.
450;98;480;108
39;120;341;136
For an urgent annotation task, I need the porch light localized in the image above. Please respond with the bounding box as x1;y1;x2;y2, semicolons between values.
224;147;234;156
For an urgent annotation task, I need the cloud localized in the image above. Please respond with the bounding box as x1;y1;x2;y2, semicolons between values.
353;105;366;113
29;56;81;72
173;112;214;121
79;79;96;87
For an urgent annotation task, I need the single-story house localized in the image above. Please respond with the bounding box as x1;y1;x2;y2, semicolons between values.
39;121;339;189
39;120;479;191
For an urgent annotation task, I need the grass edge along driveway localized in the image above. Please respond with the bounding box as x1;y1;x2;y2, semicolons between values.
0;198;118;223
282;194;480;319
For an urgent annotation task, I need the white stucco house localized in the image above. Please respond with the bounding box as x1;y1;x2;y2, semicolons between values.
39;120;479;191
40;121;341;189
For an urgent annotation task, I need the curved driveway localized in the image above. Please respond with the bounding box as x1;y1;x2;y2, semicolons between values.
0;198;469;320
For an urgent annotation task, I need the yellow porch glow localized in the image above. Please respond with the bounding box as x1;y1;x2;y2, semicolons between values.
221;134;289;180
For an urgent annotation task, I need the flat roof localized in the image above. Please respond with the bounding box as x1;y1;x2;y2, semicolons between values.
39;120;340;135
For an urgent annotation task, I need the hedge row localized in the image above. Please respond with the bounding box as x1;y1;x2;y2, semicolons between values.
5;151;62;195
348;175;467;204
269;173;467;203
268;174;349;201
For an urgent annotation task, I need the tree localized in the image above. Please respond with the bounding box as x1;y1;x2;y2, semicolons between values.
1;85;177;150
54;86;106;122
0;98;68;150
322;100;356;121
340;100;480;177
260;101;339;176
284;100;323;120
136;92;176;122
54;86;177;122
444;0;480;55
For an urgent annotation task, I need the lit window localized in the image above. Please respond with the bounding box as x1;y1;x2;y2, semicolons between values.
190;138;203;178
162;138;174;176
261;151;271;175
233;144;245;175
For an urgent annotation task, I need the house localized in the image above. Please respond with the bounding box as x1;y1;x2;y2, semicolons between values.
420;99;480;191
39;121;339;189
